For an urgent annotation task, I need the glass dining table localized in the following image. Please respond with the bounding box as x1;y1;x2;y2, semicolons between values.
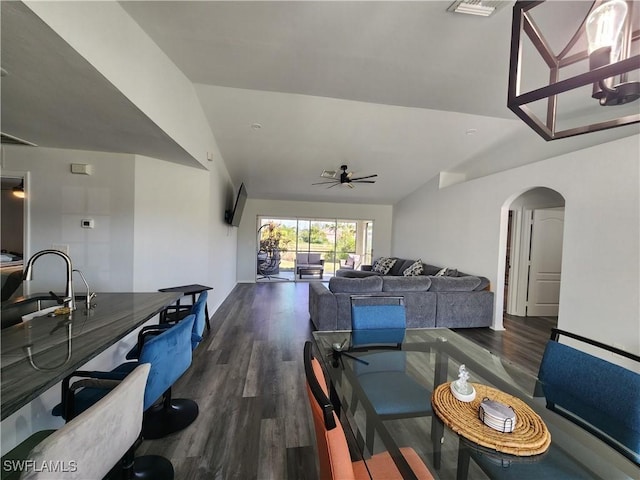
312;328;639;480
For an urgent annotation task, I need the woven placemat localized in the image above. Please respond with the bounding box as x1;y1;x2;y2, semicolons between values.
431;383;551;456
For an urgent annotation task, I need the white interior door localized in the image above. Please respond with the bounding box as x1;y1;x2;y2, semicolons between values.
527;208;564;317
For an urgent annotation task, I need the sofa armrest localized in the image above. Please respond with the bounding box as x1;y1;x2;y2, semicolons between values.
308;282;337;330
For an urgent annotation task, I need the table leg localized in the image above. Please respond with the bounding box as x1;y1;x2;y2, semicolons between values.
433;416;444;470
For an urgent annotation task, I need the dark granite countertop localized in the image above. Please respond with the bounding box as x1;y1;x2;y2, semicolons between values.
0;292;181;420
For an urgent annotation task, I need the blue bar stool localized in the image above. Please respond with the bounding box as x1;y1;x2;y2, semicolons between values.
126;290;208;360
53;314;198;441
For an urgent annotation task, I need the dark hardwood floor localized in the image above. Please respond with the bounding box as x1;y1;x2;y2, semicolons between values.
137;282;556;479
454;313;558;376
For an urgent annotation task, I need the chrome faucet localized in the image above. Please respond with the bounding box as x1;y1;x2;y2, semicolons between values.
23;249;76;311
73;269;96;311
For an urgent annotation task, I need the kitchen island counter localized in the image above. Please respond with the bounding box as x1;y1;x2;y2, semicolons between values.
1;292;181;420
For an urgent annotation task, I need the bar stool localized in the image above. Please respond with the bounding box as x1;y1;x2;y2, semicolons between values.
158;284;212;331
126;290;208;360
53;314;198;440
1;364;174;480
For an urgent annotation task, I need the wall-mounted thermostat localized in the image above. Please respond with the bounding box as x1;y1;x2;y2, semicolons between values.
81;218;95;229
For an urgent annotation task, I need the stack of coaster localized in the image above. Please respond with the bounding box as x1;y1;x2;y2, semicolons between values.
431;382;551;456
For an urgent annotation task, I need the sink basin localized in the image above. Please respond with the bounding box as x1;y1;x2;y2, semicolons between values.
1;295;62;329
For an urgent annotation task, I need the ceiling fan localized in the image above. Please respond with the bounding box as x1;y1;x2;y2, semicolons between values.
312;165;378;189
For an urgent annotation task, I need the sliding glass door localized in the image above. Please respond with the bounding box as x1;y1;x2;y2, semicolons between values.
256;216;373;282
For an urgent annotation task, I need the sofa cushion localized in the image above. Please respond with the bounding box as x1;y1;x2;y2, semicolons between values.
429;276;481;292
329;276;383;294
296;253;308;264
372;257;397;275
382;276;431;292
402;259;424;276
335;269;379;278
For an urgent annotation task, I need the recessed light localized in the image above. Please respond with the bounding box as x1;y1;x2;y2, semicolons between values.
251;123;262;130
466;128;477;135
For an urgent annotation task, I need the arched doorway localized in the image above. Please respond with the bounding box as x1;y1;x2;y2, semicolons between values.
501;187;565;325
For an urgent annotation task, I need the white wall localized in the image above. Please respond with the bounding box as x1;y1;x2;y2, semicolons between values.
393;135;640;355
2;145;136;294
236;198;393;282
133;155;237;311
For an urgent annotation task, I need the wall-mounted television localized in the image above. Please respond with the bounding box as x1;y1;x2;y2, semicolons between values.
225;182;247;227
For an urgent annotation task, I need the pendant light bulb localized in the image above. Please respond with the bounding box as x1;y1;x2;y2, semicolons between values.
586;0;628;63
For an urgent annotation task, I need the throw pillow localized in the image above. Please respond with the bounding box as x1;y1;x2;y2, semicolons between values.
435;267;448;277
435;267;458;277
403;259;424;276
372;257;397;275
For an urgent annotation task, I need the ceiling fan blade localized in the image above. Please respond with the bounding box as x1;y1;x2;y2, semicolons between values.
350;174;378;181
326;183;343;189
353;180;376;184
312;180;339;185
347;183;355;189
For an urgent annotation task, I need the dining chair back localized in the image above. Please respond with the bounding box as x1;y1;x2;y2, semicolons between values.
304;341;356;480
350;296;406;348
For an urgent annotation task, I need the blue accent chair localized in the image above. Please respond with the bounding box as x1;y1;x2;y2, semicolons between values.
54;314;198;441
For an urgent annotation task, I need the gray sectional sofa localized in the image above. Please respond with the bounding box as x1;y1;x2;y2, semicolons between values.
308;258;494;331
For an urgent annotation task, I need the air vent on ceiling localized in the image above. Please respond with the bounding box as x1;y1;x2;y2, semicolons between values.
320;169;337;179
1;133;37;147
447;1;507;17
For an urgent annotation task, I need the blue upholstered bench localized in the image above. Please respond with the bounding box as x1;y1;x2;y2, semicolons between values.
537;328;640;465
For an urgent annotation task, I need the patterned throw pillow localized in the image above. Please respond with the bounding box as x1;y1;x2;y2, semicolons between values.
435;267;448;277
372;257;397;274
371;258;381;271
435;267;458;277
403;259;424;276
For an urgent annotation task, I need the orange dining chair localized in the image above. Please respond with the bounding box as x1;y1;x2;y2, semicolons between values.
303;341;434;480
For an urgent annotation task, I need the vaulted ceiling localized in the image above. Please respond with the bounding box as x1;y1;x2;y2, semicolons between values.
2;1;638;204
